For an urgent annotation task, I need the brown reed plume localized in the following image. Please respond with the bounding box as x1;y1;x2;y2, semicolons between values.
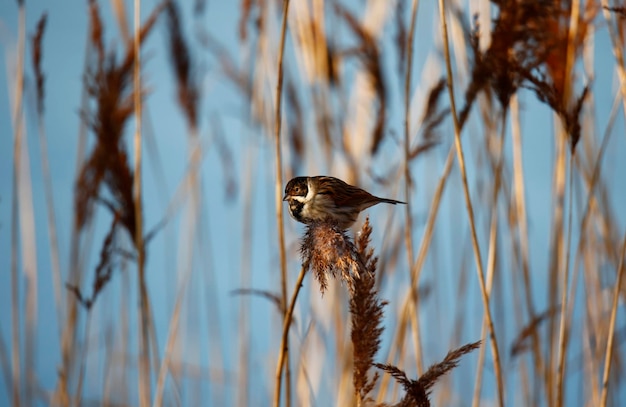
300;220;363;294
299;218;387;405
461;0;593;150
375;341;481;407
75;0;162;240
69;1;164;315
351;219;386;405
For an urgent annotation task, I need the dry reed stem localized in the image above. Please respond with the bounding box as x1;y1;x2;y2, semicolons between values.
545;121;565;407
153;254;196;407
555;143;575;407
274;264;307;407
272;1;291;406
555;0;582;403
10;4;26;407
402;0;423;377
72;310;94;406
133;0;150;405
561;90;621;407
510;93;546;403
471;111;506;407
599;231;626;407
568;92;621;406
236;147;258;407
437;1;504;405
111;0;131;43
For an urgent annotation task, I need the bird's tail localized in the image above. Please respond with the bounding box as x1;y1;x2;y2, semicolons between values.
377;197;406;205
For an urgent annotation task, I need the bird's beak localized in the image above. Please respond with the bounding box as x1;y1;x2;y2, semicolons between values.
282;195;288;202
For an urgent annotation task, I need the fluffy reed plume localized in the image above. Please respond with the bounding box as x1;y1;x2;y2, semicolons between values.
351;219;386;405
71;0;163;309
300;220;362;294
75;0;162;240
460;0;593;150
375;341;481;407
300;218;386;404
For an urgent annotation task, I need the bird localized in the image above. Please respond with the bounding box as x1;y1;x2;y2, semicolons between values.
283;176;405;229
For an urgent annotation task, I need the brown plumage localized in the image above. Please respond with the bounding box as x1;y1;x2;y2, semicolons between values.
283;176;405;229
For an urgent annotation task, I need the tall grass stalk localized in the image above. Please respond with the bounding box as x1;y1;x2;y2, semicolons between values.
402;0;423;377
511;92;546;404
555;149;575;407
471;111;506;407
554;0;582;403
599;231;626;407
10;3;26;407
272;1;291;406
133;0;151;405
437;0;504;405
274;265;307;407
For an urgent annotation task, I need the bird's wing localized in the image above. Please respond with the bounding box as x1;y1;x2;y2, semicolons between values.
314;176;377;208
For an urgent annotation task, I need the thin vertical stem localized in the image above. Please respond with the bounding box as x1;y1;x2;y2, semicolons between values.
510;94;546;404
272;1;291;405
555;0;581;402
10;4;26;407
274;265;307;407
402;0;423;376
72;311;93;406
599;231;626;407
555;151;575;407
437;1;504;405
133;1;150;406
472;110;507;407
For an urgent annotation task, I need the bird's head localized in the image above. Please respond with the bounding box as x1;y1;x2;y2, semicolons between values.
283;177;309;202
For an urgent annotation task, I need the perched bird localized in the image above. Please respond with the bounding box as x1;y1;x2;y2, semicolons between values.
283;176;405;229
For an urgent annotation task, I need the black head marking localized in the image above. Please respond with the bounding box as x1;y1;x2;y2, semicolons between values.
288;200;305;222
284;177;309;198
